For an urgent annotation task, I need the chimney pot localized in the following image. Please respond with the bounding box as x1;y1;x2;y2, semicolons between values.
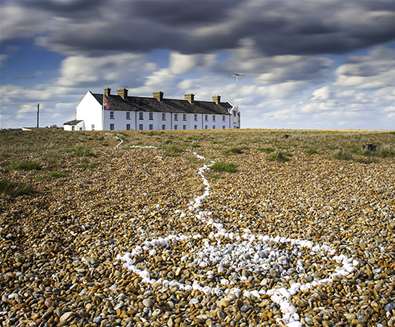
212;95;221;104
104;88;111;97
117;88;128;99
184;93;195;104
153;91;164;102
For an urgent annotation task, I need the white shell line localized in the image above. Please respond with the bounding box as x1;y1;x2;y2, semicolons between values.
115;136;124;149
117;151;358;327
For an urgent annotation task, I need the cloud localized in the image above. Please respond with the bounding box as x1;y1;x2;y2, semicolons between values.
1;0;394;56
57;53;157;88
302;46;395;120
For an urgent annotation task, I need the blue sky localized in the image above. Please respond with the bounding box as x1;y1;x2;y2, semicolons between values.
0;0;394;129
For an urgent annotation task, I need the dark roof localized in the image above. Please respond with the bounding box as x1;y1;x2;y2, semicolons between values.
91;93;232;115
64;119;83;126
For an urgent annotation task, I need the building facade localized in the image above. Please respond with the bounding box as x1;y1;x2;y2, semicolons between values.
64;88;240;131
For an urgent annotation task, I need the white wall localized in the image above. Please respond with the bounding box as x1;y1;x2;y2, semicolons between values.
64;121;84;131
102;111;233;131
76;92;103;130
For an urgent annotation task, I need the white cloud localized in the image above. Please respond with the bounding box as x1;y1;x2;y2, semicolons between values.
57;53;157;87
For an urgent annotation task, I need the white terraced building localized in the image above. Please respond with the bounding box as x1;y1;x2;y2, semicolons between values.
64;88;240;131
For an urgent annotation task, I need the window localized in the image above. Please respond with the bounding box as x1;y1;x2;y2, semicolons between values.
91;124;95;130
162;124;166;130
233;111;236;116
110;111;114;119
174;125;178;130
139;112;144;120
183;125;186;130
139;124;143;130
149;124;153;130
126;112;131;120
223;115;226;121
183;114;186;121
205;114;208;121
149;112;153;120
194;125;198;129
162;113;166;121
126;124;130;130
213;115;215;121
110;123;115;130
174;113;178;121
194;114;198;121
71;126;75;131
205;125;208;129
213;126;215;129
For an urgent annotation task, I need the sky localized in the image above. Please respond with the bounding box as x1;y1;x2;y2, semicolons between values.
0;0;394;129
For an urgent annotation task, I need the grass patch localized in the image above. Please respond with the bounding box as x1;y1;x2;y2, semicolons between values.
9;160;42;171
67;146;96;157
376;144;395;158
305;148;319;155
162;144;185;157
267;151;290;163
225;147;247;155
210;162;238;173
257;147;276;153
78;161;98;171
0;179;34;197
48;171;67;178
333;149;353;161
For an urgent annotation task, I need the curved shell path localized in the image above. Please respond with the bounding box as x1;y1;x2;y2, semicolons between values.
117;151;359;326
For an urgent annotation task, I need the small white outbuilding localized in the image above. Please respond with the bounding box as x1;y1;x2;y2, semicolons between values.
63;119;84;131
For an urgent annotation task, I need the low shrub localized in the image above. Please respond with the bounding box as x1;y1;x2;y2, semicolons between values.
210;162;238;173
225;147;246;155
162;144;185;157
68;146;96;157
257;147;276;153
333;149;353;161
0;179;34;197
305;148;319;155
48;171;67;178
377;144;395;158
9;160;42;171
267;151;290;163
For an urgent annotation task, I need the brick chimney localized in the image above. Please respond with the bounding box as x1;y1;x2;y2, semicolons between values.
212;95;221;104
104;88;111;97
184;94;195;104
117;88;128;99
153;91;164;102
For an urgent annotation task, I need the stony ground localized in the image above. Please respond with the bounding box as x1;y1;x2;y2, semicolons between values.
0;129;394;326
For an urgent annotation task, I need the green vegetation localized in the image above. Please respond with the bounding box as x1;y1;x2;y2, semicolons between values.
9;160;42;171
211;162;238;173
267;151;290;163
304;147;319;155
225;147;247;155
257;147;276;153
0;179;34;197
162;144;185;157
333;149;353;161
67;145;96;157
48;171;67;178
